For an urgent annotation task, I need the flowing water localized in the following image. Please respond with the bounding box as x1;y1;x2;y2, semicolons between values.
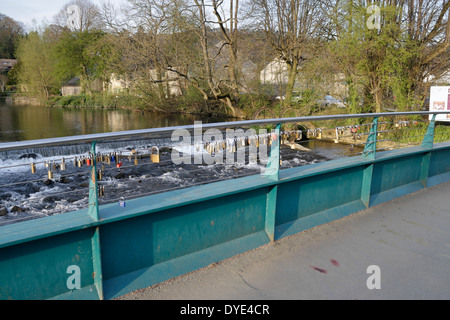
0;99;360;225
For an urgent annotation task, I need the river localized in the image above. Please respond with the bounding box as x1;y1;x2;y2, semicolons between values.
0;99;229;142
0;99;359;225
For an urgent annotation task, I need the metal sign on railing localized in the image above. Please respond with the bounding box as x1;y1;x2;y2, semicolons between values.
429;86;450;122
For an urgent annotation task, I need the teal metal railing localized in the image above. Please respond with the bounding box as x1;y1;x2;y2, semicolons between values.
0;111;449;300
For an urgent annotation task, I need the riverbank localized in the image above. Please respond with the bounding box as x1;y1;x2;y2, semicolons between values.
5;93;249;121
6;91;278;121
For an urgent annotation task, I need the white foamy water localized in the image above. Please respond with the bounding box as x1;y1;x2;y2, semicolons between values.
0;138;332;226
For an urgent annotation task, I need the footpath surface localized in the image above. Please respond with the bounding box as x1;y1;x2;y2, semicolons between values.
117;181;450;300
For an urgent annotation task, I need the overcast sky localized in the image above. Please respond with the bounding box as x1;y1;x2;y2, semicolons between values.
1;0;123;30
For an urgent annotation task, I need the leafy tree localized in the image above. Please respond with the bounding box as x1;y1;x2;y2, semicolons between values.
252;0;326;108
323;0;450;113
54;29;119;94
15;30;60;99
0;13;24;59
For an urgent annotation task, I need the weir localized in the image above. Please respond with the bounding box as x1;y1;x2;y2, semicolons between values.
0;111;449;300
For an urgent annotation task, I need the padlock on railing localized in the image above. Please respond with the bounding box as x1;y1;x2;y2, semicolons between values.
60;158;66;171
151;146;160;163
97;168;103;180
98;185;105;197
119;197;126;207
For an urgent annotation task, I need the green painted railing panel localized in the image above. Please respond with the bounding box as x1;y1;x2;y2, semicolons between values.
275;166;364;226
429;148;450;177
100;188;268;281
371;155;423;195
0;228;96;300
1;140;450;299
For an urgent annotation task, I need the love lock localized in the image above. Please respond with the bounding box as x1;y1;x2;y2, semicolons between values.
119;197;126;207
60;158;66;171
151;146;160;163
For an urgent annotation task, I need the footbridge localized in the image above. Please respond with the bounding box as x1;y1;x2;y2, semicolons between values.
0;111;449;300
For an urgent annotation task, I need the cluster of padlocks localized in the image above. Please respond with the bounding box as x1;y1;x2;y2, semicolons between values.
395;120;419;127
199;130;304;154
29;147;161;180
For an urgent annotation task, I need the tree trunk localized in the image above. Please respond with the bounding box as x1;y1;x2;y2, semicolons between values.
193;0;237;117
155;65;165;99
283;57;299;107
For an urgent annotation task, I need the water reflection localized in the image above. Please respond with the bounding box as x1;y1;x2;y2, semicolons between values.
0;99;230;142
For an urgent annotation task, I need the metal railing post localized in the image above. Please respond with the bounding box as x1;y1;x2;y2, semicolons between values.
263;123;281;180
360;117;378;208
88;141;99;220
263;123;281;242
87;140;104;300
420;114;437;187
421;114;436;149
362;117;378;160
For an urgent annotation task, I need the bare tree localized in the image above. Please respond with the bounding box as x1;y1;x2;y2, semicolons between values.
211;0;240;96
321;0;450;112
53;0;102;32
253;0;325;107
402;0;450;103
189;0;239;116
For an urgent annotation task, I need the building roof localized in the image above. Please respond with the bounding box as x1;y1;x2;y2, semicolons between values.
62;77;81;87
0;59;18;73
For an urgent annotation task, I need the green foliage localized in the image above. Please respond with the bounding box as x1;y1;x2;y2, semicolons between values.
48;93;148;109
0;13;24;59
15;30;61;99
11;0;449;119
54;30;120;93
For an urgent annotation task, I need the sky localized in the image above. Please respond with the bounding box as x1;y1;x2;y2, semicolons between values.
1;0;123;31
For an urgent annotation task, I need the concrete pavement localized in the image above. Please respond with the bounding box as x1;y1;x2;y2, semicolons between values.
117;180;450;300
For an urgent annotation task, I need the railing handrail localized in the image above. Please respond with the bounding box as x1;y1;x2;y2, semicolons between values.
0;111;448;152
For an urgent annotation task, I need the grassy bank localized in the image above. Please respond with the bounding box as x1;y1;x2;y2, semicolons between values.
47;93;146;110
45;92;244;118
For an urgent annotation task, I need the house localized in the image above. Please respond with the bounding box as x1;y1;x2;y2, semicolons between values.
108;73;133;94
61;77;106;96
105;69;183;98
61;77;82;96
260;57;348;99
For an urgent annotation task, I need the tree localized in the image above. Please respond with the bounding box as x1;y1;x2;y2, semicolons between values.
399;0;450;110
0;13;25;59
53;0;102;32
54;28;119;94
211;0;241;97
188;0;250;116
322;0;450;113
253;0;325;107
15;30;60;99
